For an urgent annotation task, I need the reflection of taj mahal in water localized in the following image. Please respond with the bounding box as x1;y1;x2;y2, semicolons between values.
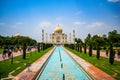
42;24;75;44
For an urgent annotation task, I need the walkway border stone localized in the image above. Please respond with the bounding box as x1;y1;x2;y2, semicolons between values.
13;47;55;80
63;47;115;80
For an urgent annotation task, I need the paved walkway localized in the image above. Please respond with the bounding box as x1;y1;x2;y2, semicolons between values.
11;47;116;80
0;48;36;61
13;47;55;80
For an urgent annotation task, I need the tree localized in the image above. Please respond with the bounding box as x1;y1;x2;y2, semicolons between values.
107;30;120;64
96;46;100;59
79;43;82;52
85;33;92;45
23;43;27;59
83;43;87;54
75;38;79;52
108;30;120;47
37;43;40;52
109;43;114;64
74;38;83;52
92;34;105;59
0;36;3;48
102;34;109;49
85;34;93;56
89;44;92;56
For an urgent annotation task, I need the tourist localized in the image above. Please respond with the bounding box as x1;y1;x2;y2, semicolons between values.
27;47;31;52
106;49;108;57
19;47;22;53
2;48;7;59
8;48;12;58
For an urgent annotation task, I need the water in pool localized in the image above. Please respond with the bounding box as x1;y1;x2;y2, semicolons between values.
37;46;91;80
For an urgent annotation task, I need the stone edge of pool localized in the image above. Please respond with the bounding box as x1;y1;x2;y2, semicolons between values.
13;47;55;80
63;47;115;80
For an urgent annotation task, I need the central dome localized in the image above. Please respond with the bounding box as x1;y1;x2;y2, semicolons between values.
54;24;62;33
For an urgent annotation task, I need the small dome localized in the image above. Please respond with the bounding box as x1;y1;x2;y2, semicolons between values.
54;24;62;33
97;34;101;37
14;33;20;37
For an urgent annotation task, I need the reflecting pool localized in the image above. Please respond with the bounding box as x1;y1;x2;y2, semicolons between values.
36;46;92;80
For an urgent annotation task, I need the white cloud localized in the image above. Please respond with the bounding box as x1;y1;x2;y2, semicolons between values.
73;21;86;26
108;0;120;2
32;21;53;42
88;22;105;28
34;21;53;36
39;21;52;27
12;22;23;28
56;17;63;21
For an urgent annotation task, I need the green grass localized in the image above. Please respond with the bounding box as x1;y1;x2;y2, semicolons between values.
100;49;105;52
65;47;120;80
0;48;3;54
0;47;53;78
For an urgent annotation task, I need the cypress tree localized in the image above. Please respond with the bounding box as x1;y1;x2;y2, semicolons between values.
89;44;92;56
84;43;86;54
109;44;114;64
80;45;82;53
23;43;27;59
77;44;79;52
37;43;40;52
96;45;100;59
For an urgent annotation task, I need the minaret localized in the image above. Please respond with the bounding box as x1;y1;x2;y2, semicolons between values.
42;29;44;43
65;34;67;43
50;34;51;43
73;29;75;43
46;33;48;43
69;33;71;43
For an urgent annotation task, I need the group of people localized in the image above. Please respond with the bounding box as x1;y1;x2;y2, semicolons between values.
2;48;12;59
1;46;37;60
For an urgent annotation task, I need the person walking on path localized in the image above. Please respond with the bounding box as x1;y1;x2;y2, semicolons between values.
19;47;22;53
2;48;7;59
8;48;12;58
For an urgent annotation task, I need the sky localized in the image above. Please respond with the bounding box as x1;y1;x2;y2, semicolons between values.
0;0;120;42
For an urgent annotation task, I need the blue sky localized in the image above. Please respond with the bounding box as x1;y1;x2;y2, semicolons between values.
0;0;120;42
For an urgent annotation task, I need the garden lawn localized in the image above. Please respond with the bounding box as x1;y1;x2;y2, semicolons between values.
65;47;120;80
0;47;53;78
0;48;2;54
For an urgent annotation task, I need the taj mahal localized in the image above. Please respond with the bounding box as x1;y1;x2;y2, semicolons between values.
50;24;67;44
42;24;75;44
